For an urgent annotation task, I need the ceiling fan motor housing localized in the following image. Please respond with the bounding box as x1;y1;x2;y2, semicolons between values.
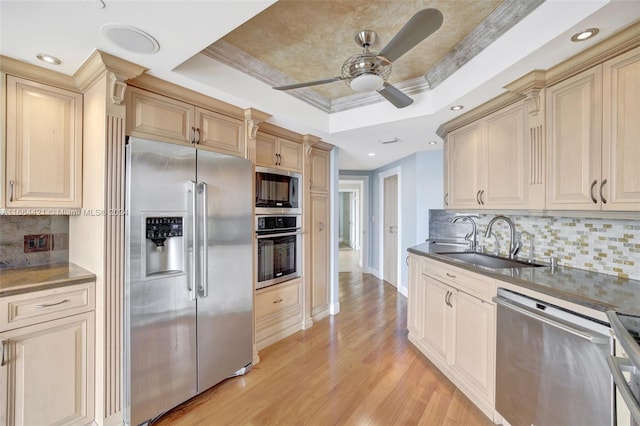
342;52;392;90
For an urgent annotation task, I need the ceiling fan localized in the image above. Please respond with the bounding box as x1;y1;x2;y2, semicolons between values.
273;8;443;109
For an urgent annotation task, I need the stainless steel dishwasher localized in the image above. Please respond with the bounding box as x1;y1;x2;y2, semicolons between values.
494;288;613;426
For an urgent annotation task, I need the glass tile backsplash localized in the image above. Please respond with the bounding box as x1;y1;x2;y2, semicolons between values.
429;210;640;281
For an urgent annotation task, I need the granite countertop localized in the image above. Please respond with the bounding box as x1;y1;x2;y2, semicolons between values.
408;241;640;317
0;263;96;297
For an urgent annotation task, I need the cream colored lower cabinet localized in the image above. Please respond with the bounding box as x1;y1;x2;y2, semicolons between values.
255;278;303;351
0;312;95;426
407;255;497;422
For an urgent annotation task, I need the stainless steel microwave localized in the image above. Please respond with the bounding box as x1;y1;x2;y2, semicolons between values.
255;166;301;214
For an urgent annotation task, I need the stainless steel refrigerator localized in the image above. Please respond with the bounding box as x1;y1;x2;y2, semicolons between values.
124;137;253;426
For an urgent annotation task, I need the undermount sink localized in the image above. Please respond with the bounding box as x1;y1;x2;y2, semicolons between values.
435;251;547;269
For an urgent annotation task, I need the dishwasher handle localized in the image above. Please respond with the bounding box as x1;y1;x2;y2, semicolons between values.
607;355;640;425
493;296;610;345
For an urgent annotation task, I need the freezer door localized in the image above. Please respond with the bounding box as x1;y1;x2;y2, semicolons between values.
125;138;197;426
196;149;254;392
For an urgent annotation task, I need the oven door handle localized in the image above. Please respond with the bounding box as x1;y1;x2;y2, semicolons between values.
256;231;302;239
607;311;640;370
607;355;640;425
493;296;610;344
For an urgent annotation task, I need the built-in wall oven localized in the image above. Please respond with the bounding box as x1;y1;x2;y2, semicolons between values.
256;215;301;290
255;166;301;214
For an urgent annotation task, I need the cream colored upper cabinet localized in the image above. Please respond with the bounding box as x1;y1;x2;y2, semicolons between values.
5;76;83;209
546;66;603;210
196;108;245;157
483;104;528;208
602;46;640;210
255;132;303;172
126;87;195;146
447;102;531;209
309;148;330;193
126;87;246;157
448;122;483;208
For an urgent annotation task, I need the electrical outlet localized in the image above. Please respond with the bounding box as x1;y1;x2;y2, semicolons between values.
24;234;50;253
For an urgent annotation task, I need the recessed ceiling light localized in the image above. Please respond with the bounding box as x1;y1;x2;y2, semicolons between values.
368;152;376;157
428;141;438;145
450;105;464;111
571;28;599;42
101;24;160;54
36;53;61;65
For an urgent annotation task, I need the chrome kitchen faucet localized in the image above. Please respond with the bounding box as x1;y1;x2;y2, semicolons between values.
450;214;479;252
485;215;520;259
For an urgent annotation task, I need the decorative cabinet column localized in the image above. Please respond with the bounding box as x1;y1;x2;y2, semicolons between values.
244;107;271;162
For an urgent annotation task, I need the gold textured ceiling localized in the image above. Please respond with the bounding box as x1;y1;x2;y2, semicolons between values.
221;0;504;99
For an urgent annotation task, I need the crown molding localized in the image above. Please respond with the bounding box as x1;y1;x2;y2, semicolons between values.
259;121;304;142
424;0;545;89
0;55;78;91
202;40;331;112
436;92;524;138
74;50;146;92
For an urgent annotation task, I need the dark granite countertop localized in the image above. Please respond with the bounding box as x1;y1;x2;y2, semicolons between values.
0;263;96;297
408;241;640;317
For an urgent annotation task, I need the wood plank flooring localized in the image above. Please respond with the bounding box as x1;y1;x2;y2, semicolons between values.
154;272;494;426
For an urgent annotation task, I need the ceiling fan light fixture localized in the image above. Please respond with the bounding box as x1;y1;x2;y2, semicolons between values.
350;73;384;92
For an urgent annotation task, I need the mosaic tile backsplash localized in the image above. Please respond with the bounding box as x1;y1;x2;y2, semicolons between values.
0;216;69;269
429;210;640;281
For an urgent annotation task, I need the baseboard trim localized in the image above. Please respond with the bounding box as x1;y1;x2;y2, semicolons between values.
329;302;340;315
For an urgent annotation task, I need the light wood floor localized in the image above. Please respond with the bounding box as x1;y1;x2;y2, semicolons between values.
154;273;494;426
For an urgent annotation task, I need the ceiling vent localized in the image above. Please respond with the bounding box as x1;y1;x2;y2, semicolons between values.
378;137;400;145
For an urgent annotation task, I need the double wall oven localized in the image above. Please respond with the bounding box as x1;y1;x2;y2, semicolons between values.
255;167;302;290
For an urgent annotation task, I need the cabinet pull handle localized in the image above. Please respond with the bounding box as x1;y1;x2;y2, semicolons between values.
446;273;456;278
600;179;608;204
35;299;70;308
191;127;196;144
405;256;409;266
480;190;485;205
1;340;8;366
476;190;481;205
9;180;15;202
444;193;449;206
196;127;201;144
273;298;283;304
445;291;452;307
444;291;449;306
590;180;598;203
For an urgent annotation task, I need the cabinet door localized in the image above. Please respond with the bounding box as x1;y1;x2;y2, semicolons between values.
310;148;330;193
196;108;245;157
310;194;330;320
546;66;603;210
278;138;303;172
6;76;82;208
602;46;640;211
0;312;94;426
126;87;195;146
255;132;278;167
448;123;483;208
422;274;450;362
449;291;495;406
484;103;528;208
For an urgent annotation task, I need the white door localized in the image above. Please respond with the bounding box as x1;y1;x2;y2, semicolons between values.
383;174;398;287
349;192;358;249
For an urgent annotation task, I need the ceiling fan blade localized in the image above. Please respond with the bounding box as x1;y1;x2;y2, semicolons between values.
377;8;444;63
377;83;414;108
273;77;344;91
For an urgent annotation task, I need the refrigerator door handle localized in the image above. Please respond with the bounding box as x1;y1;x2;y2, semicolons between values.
189;180;198;301
199;182;209;299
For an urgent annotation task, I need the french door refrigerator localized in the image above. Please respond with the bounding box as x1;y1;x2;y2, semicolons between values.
124;137;253;425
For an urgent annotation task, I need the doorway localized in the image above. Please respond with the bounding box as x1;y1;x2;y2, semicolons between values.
338;177;368;274
378;168;401;289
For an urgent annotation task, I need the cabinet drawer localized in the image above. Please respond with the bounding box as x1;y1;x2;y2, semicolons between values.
256;280;301;319
0;281;95;331
423;258;496;301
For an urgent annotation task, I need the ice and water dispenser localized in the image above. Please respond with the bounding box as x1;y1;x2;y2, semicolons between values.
145;216;185;276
